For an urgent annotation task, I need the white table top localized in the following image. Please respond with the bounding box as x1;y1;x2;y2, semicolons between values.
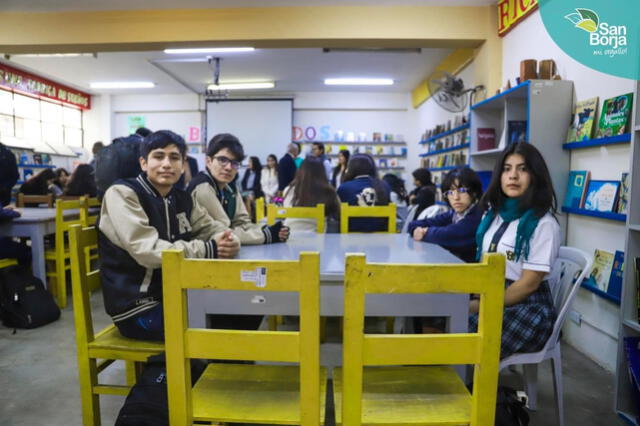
237;232;462;281
7;207;79;223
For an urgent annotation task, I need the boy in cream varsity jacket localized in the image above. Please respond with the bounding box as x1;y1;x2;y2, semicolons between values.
188;133;289;245
98;130;240;341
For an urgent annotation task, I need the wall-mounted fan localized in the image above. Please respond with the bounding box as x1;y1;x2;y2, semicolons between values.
428;71;484;113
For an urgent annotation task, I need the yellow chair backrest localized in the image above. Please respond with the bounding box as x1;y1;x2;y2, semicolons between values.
80;197;101;227
255;197;265;223
341;253;505;426
0;258;18;269
162;250;321;426
16;193;54;207
68;225;102;343
54;198;86;249
339;202;396;233
267;203;326;233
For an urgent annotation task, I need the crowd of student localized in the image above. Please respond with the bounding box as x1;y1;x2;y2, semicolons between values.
0;127;561;363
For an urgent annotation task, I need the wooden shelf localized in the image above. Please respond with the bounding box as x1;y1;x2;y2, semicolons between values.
419;123;469;144
296;140;406;145
420;143;470;157
562;134;631;150
561;206;626;222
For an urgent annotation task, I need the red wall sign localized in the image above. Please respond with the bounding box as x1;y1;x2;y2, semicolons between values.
498;0;539;37
0;62;91;110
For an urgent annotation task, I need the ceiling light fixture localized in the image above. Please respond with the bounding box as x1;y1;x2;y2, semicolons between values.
207;82;275;91
164;47;255;54
90;82;155;89
13;53;96;58
324;78;394;86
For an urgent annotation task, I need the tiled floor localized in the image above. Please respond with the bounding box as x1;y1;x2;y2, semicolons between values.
0;290;625;425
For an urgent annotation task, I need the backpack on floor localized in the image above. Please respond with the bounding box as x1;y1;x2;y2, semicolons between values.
495;386;530;426
95;135;143;199
115;353;206;426
0;265;60;329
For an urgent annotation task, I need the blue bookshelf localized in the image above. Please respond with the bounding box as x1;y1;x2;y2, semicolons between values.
428;165;461;172
419;123;470;145
18;163;56;169
562;134;631;150
581;282;621;305
561;206;626;222
419;143;470;157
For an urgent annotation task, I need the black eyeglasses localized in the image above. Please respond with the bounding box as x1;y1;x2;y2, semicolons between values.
213;155;241;170
444;187;470;197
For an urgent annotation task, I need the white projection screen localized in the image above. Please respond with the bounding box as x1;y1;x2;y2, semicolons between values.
206;99;293;165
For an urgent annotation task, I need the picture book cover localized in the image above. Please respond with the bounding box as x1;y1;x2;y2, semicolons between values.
378;158;388;169
563;170;590;209
477;128;496;151
586;249;615;292
566;97;598;142
617;172;629;215
596;93;633;138
583;180;620;213
607;250;624;302
507;120;527;144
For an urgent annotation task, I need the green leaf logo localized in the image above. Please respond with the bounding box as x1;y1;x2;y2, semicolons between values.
564;8;599;32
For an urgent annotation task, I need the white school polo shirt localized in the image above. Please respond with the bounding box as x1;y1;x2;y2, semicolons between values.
481;212;561;282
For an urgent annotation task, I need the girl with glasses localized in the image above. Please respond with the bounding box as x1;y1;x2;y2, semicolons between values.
407;167;483;263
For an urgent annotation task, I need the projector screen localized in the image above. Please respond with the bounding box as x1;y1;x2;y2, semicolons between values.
206;99;293;165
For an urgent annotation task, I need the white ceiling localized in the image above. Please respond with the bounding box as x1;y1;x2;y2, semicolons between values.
6;47;454;95
1;0;497;12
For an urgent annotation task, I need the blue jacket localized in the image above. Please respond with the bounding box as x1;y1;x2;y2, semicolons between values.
337;176;391;232
407;203;483;262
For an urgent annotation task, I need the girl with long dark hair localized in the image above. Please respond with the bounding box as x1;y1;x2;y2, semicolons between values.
337;153;390;232
19;168;56;196
282;158;340;233
241;156;263;199
331;149;350;188
472;142;560;358
64;164;97;197
49;168;69;196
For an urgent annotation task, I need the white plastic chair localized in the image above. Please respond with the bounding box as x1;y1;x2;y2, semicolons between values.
400;203;451;234
499;246;592;426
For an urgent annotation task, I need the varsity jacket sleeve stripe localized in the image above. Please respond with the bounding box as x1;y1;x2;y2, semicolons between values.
99;185;216;269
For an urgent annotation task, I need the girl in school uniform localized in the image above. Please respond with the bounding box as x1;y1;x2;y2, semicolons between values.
282;158;340;233
408;167;484;263
472;142;560;358
261;154;279;203
337;153;391;232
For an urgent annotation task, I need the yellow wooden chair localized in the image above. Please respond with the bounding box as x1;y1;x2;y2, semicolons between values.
255;196;265;223
80;197;101;283
334;253;505;426
339;203;396;233
267;203;326;233
69;225;164;426
162;250;327;426
16;193;54;207
45;198;88;308
0;258;18;269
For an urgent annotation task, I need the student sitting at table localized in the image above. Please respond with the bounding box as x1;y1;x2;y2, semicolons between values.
408;167;483;263
187;133;289;245
337;153;391;232
471;142;560;358
282;157;340;233
98;130;240;341
19;168;56;196
48;168;69;197
64;164;97;197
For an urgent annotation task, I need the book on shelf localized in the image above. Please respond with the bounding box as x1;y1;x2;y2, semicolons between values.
507;120;527;144
388;158;398;167
595;92;633;138
586;249;615;292
617;172;629;215
607;250;624;302
566;97;598;142
378;158;388;169
583;179;620;213
33;153;42;165
477;128;496;151
563;170;590;209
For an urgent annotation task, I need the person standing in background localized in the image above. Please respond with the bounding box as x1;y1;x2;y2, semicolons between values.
331;149;350;188
293;142;303;168
89;142;104;169
261;154;279;203
311;142;332;181
278;143;298;194
0;142;19;206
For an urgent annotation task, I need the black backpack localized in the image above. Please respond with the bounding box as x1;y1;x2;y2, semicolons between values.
0;265;61;329
495;386;530;426
115;353;207;426
95;135;143;199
